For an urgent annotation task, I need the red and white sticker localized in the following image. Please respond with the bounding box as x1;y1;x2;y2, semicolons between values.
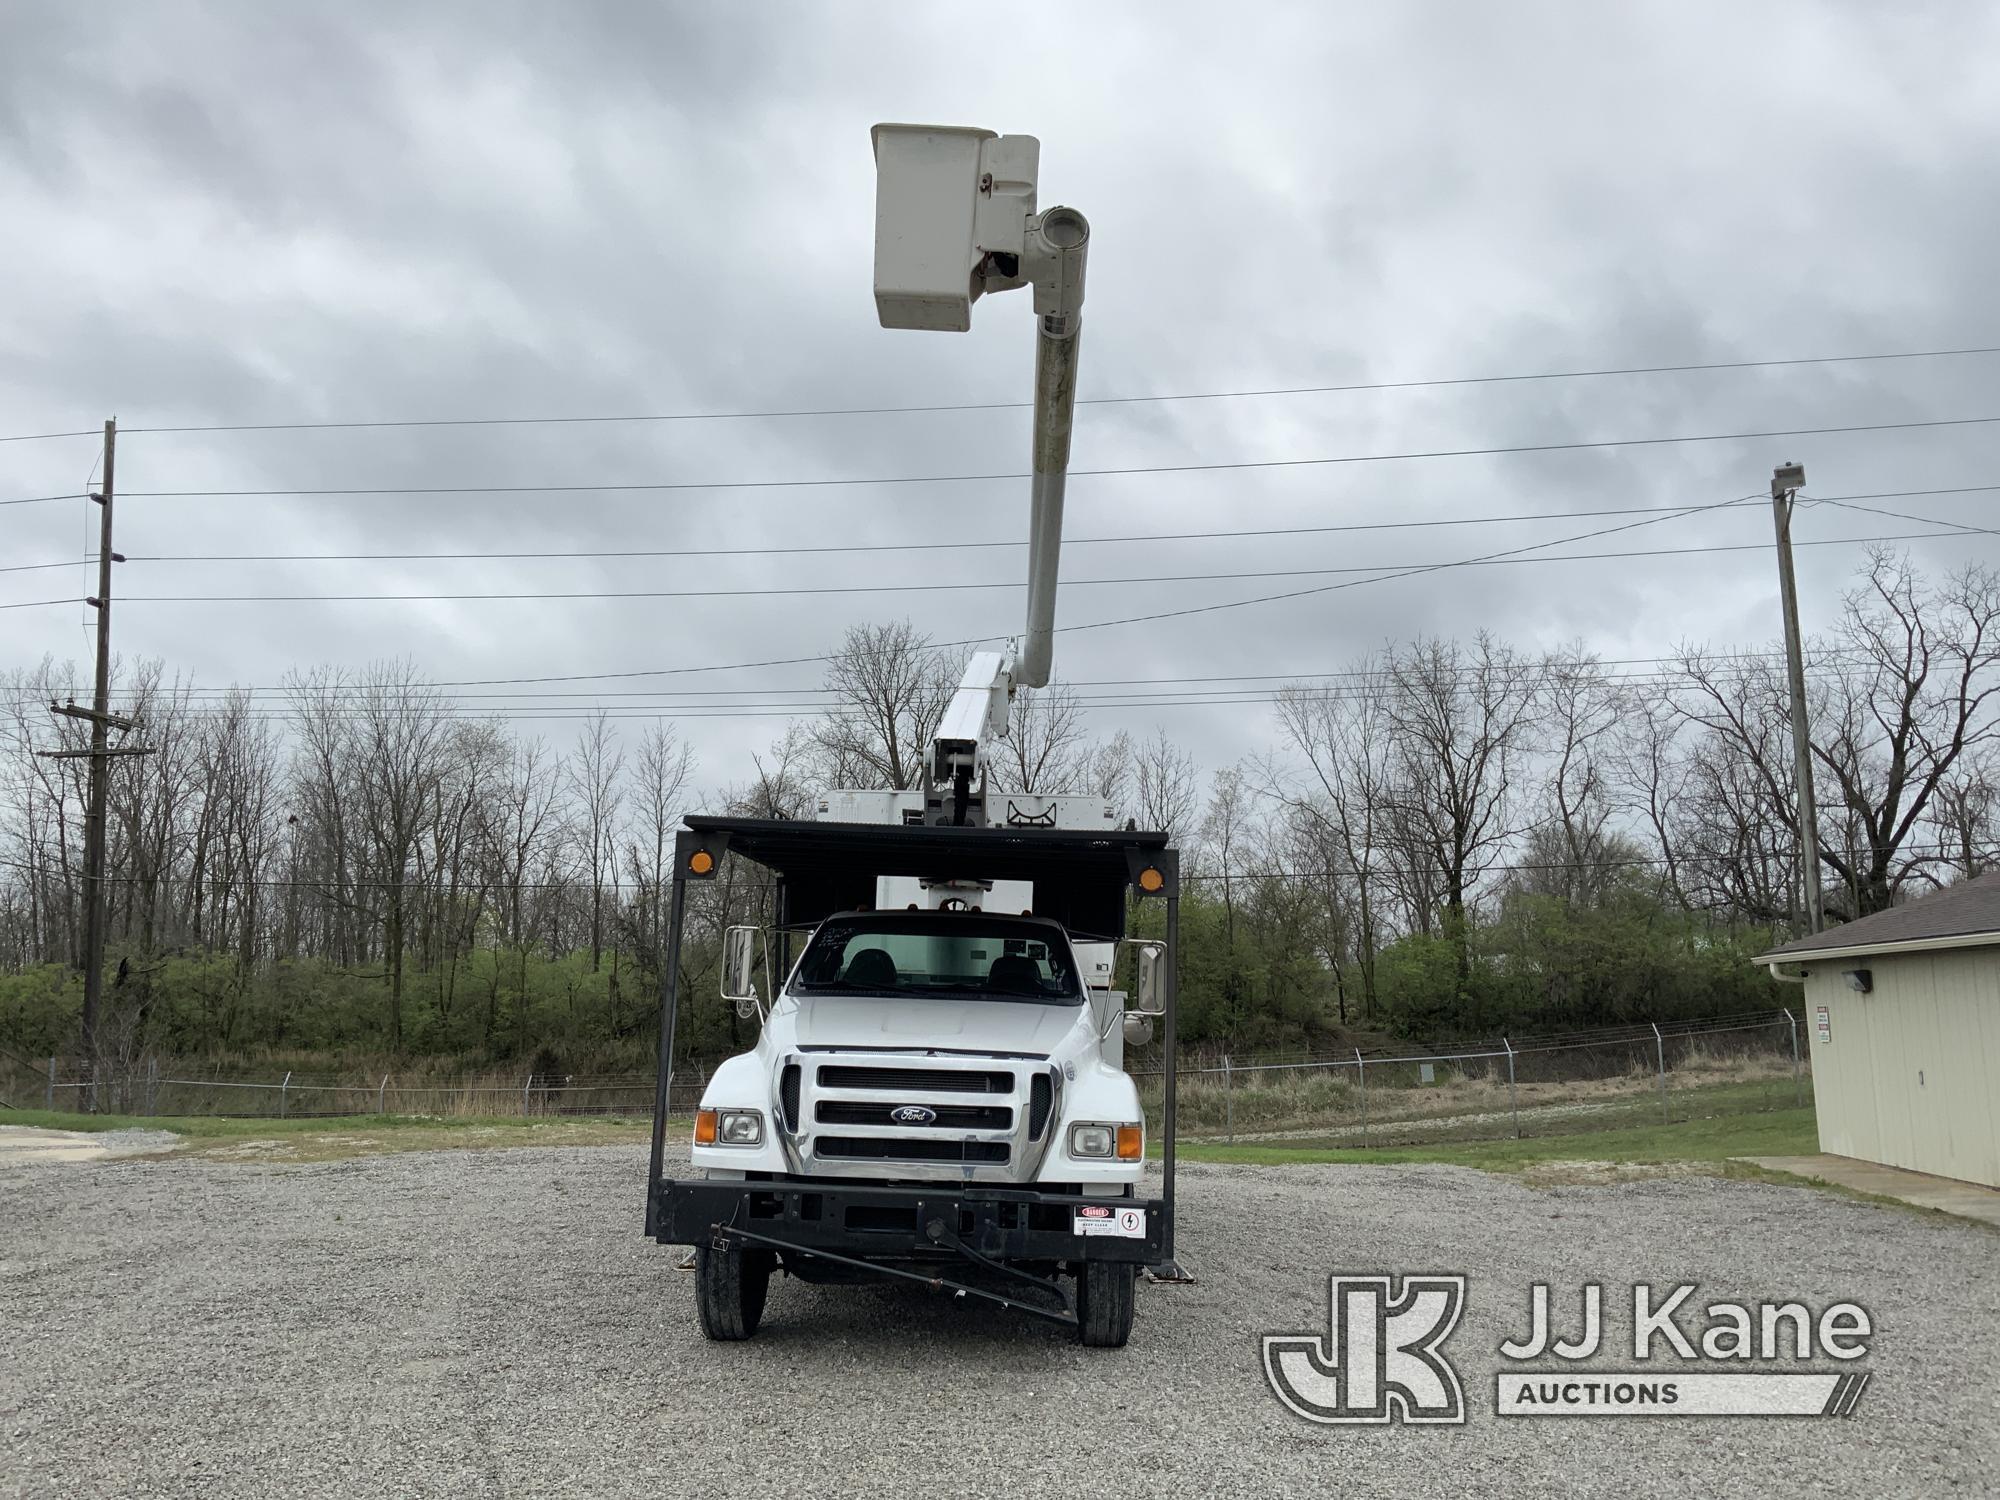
1074;1205;1147;1238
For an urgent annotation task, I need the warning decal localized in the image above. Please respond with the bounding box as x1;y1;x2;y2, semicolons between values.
1074;1206;1147;1239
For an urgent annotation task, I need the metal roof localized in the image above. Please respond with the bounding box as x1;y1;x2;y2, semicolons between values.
1756;869;2000;964
682;815;1172;937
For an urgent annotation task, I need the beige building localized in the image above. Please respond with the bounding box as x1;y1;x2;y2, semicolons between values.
1759;873;2000;1189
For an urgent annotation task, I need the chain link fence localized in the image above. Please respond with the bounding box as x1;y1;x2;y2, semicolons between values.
1131;1009;1812;1147
5;1009;1812;1146
1;1052;702;1120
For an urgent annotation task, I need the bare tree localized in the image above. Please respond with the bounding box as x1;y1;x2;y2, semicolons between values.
568;712;626;973
1085;729;1135;822
1675;550;2000;923
342;663;454;1048
1134;728;1201;839
1381;635;1540;992
480;737;562;1043
810;620;969;790
991;683;1088;794
1200;764;1250;946
623;722;697;1010
1532;648;1623;905
1928;754;2000;883
1608;691;1693;910
1268;672;1394;1019
1813;550;2000;915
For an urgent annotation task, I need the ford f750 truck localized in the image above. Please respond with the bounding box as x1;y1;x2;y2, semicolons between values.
644;811;1183;1346
644;123;1186;1345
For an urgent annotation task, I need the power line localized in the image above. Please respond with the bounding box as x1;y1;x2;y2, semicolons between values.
2;651;1935;722
11;498;1779;570
1806;494;1999;538
16;482;1999;576
1;492;88;508
6;527;1952;609
108;412;2000;500
8;341;1998;443
0;494;1766;687
0;650;1943;723
2;648;1887;711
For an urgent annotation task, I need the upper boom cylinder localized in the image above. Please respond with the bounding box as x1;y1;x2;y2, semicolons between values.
1017;208;1088;690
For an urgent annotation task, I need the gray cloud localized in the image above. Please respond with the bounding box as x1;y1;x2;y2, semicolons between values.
5;0;2000;782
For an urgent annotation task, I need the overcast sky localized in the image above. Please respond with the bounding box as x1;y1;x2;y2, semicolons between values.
6;1;2000;791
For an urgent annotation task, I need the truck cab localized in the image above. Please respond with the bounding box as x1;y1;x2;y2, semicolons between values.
645;814;1183;1347
691;908;1143;1191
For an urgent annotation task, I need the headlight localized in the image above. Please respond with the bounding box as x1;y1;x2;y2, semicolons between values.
1071;1121;1143;1160
1070;1122;1114;1158
696;1108;764;1147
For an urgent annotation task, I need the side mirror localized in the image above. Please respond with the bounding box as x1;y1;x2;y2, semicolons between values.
1122;1012;1155;1047
1121;938;1167;1017
721;925;764;1020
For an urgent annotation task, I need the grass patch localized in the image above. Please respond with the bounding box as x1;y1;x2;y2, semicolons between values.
0;1108;653;1161
1172;1105;1819;1170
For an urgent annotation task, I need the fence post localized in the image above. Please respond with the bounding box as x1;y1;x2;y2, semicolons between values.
47;1056;56;1110
146;1055;158;1116
1223;1054;1234;1143
1783;1007;1802;1108
1651;1023;1667;1122
378;1074;390;1115
1503;1037;1519;1139
523;1071;533;1117
279;1070;292;1119
1355;1048;1367;1145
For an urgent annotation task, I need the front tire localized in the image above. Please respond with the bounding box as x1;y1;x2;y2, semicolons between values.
694;1243;772;1340
1076;1259;1136;1348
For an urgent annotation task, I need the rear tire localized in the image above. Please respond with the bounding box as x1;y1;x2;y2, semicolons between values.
1076;1259;1136;1348
694;1243;772;1340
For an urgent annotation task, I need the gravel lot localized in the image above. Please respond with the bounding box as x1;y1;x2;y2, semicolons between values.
3;1143;1995;1499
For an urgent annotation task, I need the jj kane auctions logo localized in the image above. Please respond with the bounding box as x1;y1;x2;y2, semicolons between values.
1263;1276;1874;1423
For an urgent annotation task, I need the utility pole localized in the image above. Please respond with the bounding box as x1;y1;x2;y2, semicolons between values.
38;419;152;1104
1771;461;1822;933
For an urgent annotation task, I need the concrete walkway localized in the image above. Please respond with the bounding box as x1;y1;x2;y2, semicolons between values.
1745;1153;2000;1229
0;1125;181;1166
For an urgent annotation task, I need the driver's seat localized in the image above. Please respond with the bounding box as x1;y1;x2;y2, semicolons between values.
986;955;1042;994
842;948;899;990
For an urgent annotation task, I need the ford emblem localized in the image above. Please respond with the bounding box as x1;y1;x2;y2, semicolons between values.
890;1105;938;1125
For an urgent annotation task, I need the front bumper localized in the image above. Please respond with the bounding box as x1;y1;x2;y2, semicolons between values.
649;1175;1170;1265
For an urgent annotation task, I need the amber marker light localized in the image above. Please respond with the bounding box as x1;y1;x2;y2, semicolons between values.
1116;1125;1143;1160
694;1108;718;1145
1136;866;1164;893
688;849;715;876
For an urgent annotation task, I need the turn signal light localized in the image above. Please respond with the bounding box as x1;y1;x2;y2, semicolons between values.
1136;866;1165;893
687;849;715;876
694;1108;718;1145
1116;1124;1143;1160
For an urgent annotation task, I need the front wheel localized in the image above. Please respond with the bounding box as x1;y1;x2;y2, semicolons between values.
694;1243;772;1340
1075;1259;1136;1348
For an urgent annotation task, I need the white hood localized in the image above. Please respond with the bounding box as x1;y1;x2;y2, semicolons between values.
787;992;1085;1057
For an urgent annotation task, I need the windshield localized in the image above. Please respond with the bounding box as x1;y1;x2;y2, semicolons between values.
794;914;1082;1005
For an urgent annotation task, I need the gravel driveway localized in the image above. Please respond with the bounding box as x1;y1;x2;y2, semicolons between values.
3;1144;1994;1498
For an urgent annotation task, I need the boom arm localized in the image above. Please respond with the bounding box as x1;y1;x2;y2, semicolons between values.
869;125;1089;818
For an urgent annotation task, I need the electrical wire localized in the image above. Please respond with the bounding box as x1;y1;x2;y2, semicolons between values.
10;498;1776;570
0;494;1794;686
3;527;1951;608
1;492;88;508
0;648;1888;711
1806;494;1999;537
107;412;2000;499
7;341;1998;443
13;483;1996;577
